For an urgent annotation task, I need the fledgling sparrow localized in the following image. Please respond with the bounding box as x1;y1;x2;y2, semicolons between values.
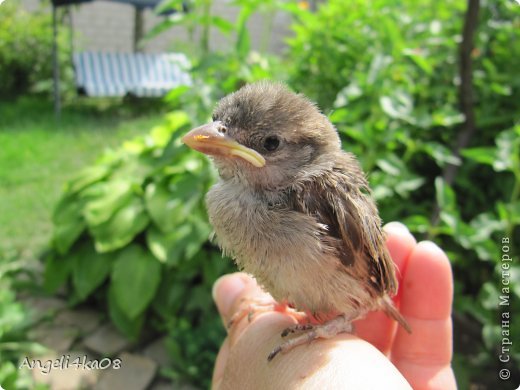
182;81;411;361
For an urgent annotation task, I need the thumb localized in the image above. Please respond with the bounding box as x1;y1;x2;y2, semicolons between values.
213;272;257;327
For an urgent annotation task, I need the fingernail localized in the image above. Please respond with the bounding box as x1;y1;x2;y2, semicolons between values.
212;274;247;318
419;240;443;254
385;221;411;236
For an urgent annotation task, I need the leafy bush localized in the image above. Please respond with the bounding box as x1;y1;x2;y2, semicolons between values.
0;0;72;97
43;0;518;387
43;111;232;386
43;2;284;386
287;0;519;387
0;255;45;390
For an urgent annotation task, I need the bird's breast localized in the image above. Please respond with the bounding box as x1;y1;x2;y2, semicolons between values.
206;181;321;271
205;181;373;313
206;181;322;264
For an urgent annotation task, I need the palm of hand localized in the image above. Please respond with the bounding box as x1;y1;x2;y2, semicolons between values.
212;222;456;390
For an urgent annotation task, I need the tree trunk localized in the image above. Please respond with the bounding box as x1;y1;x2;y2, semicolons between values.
431;0;480;226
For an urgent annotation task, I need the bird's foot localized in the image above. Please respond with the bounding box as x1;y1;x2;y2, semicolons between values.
227;298;305;329
268;314;353;361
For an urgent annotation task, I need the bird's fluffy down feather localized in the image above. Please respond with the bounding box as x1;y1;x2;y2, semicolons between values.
199;81;410;331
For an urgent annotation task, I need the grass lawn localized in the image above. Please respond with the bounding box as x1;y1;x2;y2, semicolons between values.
0;96;167;258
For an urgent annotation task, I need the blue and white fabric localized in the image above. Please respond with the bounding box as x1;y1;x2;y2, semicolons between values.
73;51;192;97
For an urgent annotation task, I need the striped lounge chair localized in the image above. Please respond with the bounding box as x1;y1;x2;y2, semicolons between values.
73;51;192;97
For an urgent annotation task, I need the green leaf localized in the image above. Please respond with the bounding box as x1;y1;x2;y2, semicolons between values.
0;361;18;390
372;184;393;200
43;253;72;294
145;13;187;39
72;242;114;301
146;224;192;265
52;219;86;255
146;227;170;263
379;91;413;121
151;111;190;146
422;142;461;167
329;108;350;124
461;147;496;166
395;177;425;197
90;197;149;253
111;245;161;319
154;0;185;14
439;211;457;233
211;16;234;34
145;174;202;233
185;216;212;259
434;177;456;211
122;137;147;154
53;194;82;225
164;85;190;104
52;195;86;254
367;54;392;84
65;165;110;195
482;324;501;351
145;182;182;233
469;212;505;241
165;110;192;131
108;285;144;340
403;215;431;234
236;7;253;59
431;109;465;127
82;180;134;227
403;48;433;75
53;221;86;255
495;129;519;172
333;82;363;108
509;266;520;299
501;201;520;225
376;155;404;176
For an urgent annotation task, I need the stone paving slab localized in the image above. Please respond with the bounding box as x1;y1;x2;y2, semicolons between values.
29;324;80;352
20;293;185;389
23;351;100;390
94;352;157;390
55;309;102;335
23;296;67;321
142;337;171;368
83;324;132;356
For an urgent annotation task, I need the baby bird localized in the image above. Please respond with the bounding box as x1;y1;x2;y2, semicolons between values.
182;81;411;361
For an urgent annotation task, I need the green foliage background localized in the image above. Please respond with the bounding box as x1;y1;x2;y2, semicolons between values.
287;1;520;387
33;0;520;388
0;0;73;97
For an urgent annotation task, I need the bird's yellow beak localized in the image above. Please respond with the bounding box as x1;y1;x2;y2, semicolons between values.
182;122;266;168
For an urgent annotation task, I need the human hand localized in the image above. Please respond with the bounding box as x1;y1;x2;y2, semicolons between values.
211;222;457;389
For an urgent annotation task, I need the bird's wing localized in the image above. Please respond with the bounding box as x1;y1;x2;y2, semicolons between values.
290;152;398;296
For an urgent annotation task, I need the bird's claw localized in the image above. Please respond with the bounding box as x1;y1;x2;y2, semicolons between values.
267;314;353;362
281;323;314;337
227;298;292;329
267;346;282;362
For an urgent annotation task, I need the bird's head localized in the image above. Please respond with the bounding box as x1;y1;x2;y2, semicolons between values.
182;81;341;189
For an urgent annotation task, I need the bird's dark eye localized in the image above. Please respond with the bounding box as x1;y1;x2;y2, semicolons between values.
217;123;227;134
263;136;280;152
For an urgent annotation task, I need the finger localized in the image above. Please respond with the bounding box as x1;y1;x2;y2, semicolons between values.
391;241;456;389
212;273;277;388
355;222;416;354
212;336;230;389
213;272;274;344
384;221;417;295
221;326;411;389
212;272;252;327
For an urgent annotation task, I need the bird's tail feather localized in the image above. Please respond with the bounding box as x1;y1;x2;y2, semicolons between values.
382;296;412;333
